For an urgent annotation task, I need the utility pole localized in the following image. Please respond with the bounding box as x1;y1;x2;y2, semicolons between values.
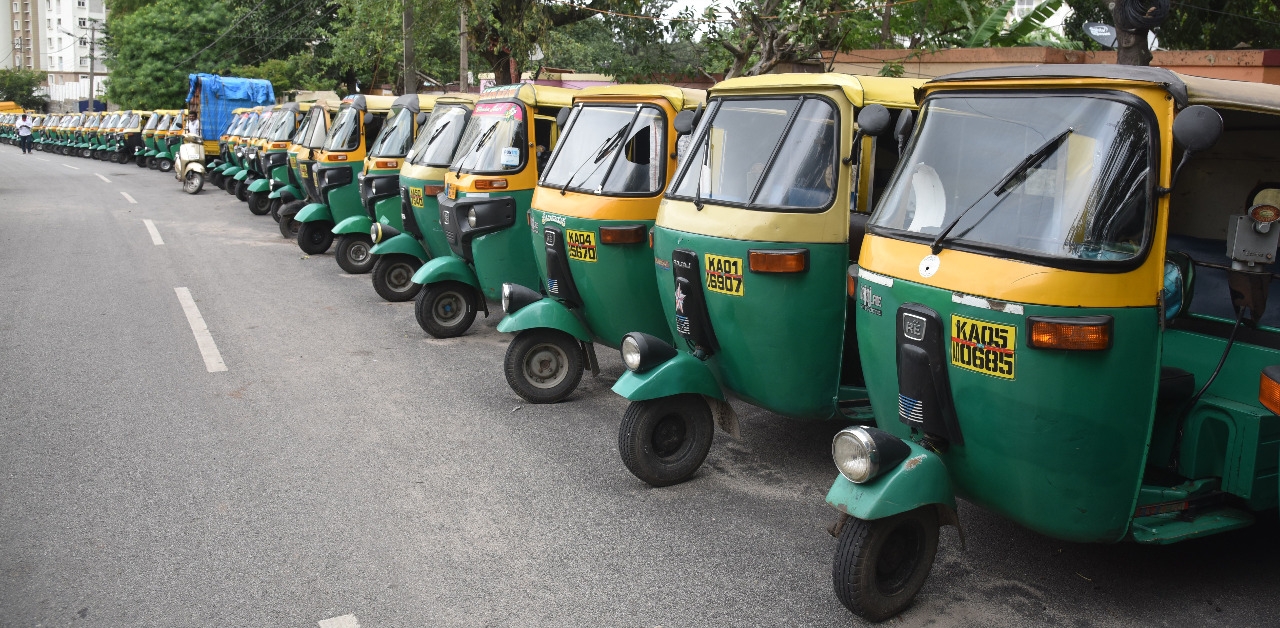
459;7;468;91
86;18;100;112
402;0;415;94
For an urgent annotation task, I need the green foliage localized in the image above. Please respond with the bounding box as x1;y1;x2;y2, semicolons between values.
540;1;715;81
232;53;336;94
103;0;233;109
1158;0;1280;50
961;0;1065;47
0;68;50;110
328;0;403;90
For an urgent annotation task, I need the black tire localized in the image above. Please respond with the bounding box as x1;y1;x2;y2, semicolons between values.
335;233;376;274
157;157;173;173
833;508;940;623
137;155;150;168
147;156;158;169
235;178;252;202
618;394;715;487
370;254;423;302
225;177;240;197
297;220;335;255
183;170;204;194
248;191;270;215
278;200;305;239
503;328;585;404
414;281;478;338
212;171;225;188
268;197;282;222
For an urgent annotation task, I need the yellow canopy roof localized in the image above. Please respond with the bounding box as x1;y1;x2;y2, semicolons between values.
711;73;924;108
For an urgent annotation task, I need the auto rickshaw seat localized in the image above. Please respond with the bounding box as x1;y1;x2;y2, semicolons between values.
849;212;870;261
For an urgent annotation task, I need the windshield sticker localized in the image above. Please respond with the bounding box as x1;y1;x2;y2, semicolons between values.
409;187;425;208
705;254;743;296
474;101;523;121
950;315;1015;380
566;229;597;262
501;147;520;166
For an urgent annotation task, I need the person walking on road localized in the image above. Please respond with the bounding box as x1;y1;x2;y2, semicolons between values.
16;114;33;154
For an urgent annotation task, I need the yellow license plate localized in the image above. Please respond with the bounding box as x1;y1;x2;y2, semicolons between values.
300;163;308;177
950;315;1016;379
409;186;425;208
289;155;297;168
447;184;458;200
704;254;744;296
565;229;597;262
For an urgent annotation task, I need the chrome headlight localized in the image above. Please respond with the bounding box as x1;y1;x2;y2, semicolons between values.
621;336;642;371
832;426;911;484
467;208;478;228
501;282;541;314
619;332;677;373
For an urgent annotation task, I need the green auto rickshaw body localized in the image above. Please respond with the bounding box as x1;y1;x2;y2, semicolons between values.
372;94;479;262
275;101;333;206
822;65;1280;622
213;110;251;173
497;85;707;361
247;104;301;195
413;84;578;305
298;95;395;230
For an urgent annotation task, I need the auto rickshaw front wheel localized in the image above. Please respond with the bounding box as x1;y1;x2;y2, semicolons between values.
335;234;376;274
183;170;204;195
504;329;584;404
371;254;422;302
278;201;305;239
297;220;335;255
136;155;149;169
618;394;714;487
833;507;939;622
415;281;478;338
157;157;173;173
268;198;282;222
235;178;252;202
249;191;271;215
225;177;240;197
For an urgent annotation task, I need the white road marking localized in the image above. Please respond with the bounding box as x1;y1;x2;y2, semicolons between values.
317;616;360;628
36;157;49;162
62;163;79;170
143;219;164;245
95;173;111;183
121;191;137;204
174;288;227;373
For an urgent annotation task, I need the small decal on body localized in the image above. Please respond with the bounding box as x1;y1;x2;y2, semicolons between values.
951;293;1025;315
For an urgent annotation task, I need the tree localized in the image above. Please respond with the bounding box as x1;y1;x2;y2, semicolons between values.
703;0;840;79
540;0;715;82
102;0;234;108
465;0;643;84
1155;0;1280;50
0;68;50;110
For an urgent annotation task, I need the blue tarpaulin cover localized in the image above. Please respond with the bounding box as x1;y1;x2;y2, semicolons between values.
186;74;275;141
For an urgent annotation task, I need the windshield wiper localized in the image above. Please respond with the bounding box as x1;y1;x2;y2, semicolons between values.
423;120;450;149
455;121;501;176
558;124;629;196
929;127;1073;255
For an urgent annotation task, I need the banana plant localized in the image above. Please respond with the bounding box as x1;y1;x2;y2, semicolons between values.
961;0;1065;48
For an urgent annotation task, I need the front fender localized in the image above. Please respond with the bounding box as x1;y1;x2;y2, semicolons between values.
247;178;272;193
222;166;241;177
333;215;373;235
233;170;251;181
612;352;724;401
411;255;479;289
295;202;332;224
496;298;591;342
268;184;300;201
370;233;429;260
183;162;206;175
825;441;956;521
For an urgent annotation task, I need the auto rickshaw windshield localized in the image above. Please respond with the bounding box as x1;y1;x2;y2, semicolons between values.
169;116;183;132
541;104;665;196
369;107;415;158
407;104;469;168
324;106;362;152
269;111;297;142
668;97;838;211
869;94;1153;263
144;115;160;131
240;114;262;138
123;113;140;129
451;101;525;173
291;109;318;145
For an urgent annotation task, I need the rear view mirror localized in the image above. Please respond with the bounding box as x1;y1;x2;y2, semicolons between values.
1164;105;1223;194
556;107;572;130
856;105;892;138
674;104;703;136
363;112;374;126
893;110;914;157
416;112;428;126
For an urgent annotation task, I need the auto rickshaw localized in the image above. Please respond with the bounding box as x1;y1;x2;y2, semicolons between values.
73;112;99;157
325;94;438;274
367;94;479;300
224;108;263;198
244;102;305;216
409;84;576;337
58;113;82;155
137;110;163;167
209;109;251;188
293;95;395;258
101;112;127;161
109;110;145;164
821;66;1280;621
276;100;335;237
494;85;706;403
148;110;181;172
606;74;921;490
233;105;279;204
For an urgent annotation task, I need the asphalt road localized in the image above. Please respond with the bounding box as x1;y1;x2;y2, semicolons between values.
2;147;1279;628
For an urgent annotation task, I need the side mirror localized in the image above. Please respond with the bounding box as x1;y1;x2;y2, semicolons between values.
1164;105;1223;194
674;104;704;136
555;107;572;130
363;112;374;126
855;104;892;138
893;110;914;157
416;112;428;126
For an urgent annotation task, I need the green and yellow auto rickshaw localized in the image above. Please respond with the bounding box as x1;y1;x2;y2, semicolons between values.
149;109;184;172
209;109;252;187
143;110;176;168
367;94;479;300
110;110;145;164
223;108;263;195
823;66;1280;621
101;112;126;161
57;113;83;155
606;74;922;488
74;112;100;158
410;84;577;337
233;105;280;204
326;94;438;274
277;100;335;236
244;102;306;216
294;95;395;259
137;109;163;167
493;85;706;403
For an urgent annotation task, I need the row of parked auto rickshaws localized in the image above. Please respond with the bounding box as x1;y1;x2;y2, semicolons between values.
0;108;190;169
10;66;1280;622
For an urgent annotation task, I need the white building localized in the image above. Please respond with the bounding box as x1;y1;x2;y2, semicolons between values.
2;0;108;106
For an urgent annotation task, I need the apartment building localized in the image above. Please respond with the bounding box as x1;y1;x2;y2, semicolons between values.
4;0;43;71
2;0;108;105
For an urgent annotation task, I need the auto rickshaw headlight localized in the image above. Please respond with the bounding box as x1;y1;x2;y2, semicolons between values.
832;426;911;484
467;208;478;228
620;332;677;373
501;282;541;315
370;222;399;244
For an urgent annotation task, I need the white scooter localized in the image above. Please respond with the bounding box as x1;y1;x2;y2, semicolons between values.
175;134;206;194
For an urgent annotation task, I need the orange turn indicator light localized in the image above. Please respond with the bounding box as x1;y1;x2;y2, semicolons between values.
475;178;508;190
847;271;857;297
600;225;647;245
1027;316;1113;351
331;154;348;161
1259;366;1280;415
748;249;809;273
376;160;399;169
422;185;444;196
271;142;288;149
